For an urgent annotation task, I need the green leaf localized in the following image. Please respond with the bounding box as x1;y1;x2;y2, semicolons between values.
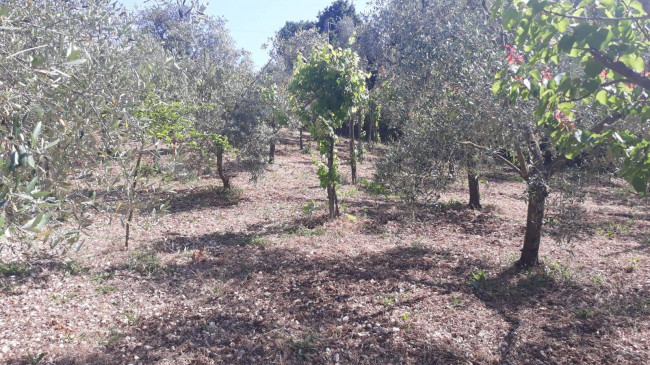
502;8;520;29
630;175;647;193
596;90;608;105
586;29;611;50
62;58;87;66
492;80;502;95
621;53;645;72
584;57;604;77
31;121;42;147
556;17;569;33
26;176;38;194
557;34;576;53
572;23;595;42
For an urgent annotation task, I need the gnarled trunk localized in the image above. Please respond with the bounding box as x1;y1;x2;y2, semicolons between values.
467;152;481;209
518;179;548;268
299;127;304;150
269;142;275;164
216;146;230;190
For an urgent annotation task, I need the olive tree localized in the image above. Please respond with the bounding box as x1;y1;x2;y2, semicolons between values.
366;0;514;207
0;0;144;251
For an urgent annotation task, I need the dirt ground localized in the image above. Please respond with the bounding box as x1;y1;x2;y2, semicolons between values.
1;132;648;364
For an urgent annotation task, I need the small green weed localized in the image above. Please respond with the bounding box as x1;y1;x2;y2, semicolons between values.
241;235;271;248
288;333;315;360
123;310;139;326
543;259;573;281
626;257;641;273
433;199;464;211
574;309;591;319
98;327;123;345
51;291;79;304
359;178;390;197
378;295;395;307
295;227;326;237
27;352;46;365
301;200;321;221
448;295;464;309
470;268;487;289
95;285;119;294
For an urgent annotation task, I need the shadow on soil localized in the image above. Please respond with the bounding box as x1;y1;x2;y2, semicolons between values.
8;233;648;364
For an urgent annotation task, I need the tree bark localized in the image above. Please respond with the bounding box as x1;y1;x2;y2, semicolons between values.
216;146;230;189
467;152;481;209
349;117;357;185
518;178;548;268
357;111;363;167
125;145;144;249
269;142;275;164
327;136;340;218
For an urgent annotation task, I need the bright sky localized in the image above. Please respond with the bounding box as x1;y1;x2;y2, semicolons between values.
120;0;371;68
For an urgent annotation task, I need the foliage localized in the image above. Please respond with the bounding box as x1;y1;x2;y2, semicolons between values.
136;93;196;148
289;45;368;216
367;0;516;202
493;0;650;193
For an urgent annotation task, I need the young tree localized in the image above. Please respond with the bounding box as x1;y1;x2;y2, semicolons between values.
289;45;368;218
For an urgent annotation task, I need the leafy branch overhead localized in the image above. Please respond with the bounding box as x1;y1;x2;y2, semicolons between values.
493;0;650;193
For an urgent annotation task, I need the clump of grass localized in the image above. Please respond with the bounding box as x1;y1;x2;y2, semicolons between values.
128;248;161;275
91;271;114;283
241;235;271;248
294;227;326;237
60;260;90;276
0;261;31;277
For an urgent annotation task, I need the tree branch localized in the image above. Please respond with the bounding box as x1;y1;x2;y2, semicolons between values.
560;79;631;103
589;48;650;91
461;141;527;179
589;111;623;134
514;143;529;179
542;9;650;22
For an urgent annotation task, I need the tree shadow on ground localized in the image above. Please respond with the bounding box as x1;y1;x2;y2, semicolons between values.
473;264;649;364
143;185;244;215
6;236;648;364
11;244;476;364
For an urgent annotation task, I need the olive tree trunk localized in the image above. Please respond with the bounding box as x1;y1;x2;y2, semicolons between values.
299;127;304;150
269;142;276;164
269;121;277;164
518;178;548;268
216;146;230;189
467;152;481;209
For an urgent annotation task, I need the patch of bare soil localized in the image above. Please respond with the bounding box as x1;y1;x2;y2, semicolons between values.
1;131;648;364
